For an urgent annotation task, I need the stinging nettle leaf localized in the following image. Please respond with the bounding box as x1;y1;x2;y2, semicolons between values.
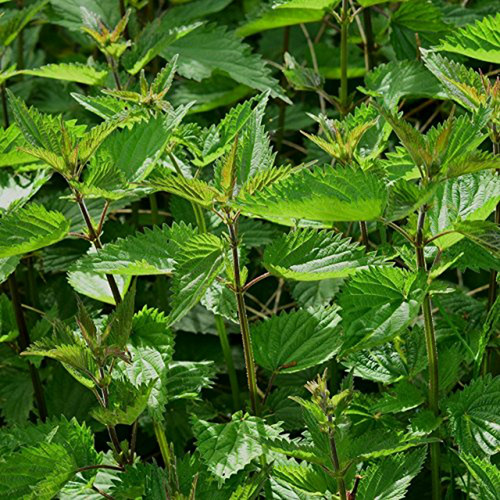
446;375;500;457
70;222;197;276
339;267;427;354
167;233;225;327
263;228;384;281
192;411;283;481
251;306;342;373
0;203;70;258
20;63;108;85
435;13;500;64
235;166;388;226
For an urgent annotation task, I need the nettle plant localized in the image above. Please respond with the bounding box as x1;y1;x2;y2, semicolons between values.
0;0;499;499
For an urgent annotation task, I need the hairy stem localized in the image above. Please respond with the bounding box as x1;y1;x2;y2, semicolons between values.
328;428;347;500
416;206;441;500
339;0;349;115
359;221;369;247
227;219;259;415
76;197;122;305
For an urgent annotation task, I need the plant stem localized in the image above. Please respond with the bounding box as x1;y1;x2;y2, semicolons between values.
362;7;374;70
339;0;349;115
8;274;47;421
416;206;441;500
76;197;122;305
153;420;173;473
215;315;239;409
192;201;241;409
276;26;290;150
487;132;499;311
227;219;259;415
149;193;159;225
359;221;369;247
328;428;347;500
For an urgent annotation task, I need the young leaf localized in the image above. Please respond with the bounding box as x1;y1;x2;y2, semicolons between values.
0;0;48;46
436;13;500;64
251;306;342;373
91;380;153;426
20;63;108;85
167;233;225;326
263;229;383;281
357;448;427;500
446;375;500;457
457;453;500;500
0;203;70;258
235;166;388;226
339;267;427;354
192;411;283;481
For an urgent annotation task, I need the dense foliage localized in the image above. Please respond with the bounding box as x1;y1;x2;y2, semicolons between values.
0;0;499;498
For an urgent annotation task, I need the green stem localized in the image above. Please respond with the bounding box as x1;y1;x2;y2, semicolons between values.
76;197;122;305
328;425;346;500
215;315;240;409
153;420;173;473
149;193;159;225
227;219;259;415
192;201;240;410
276;26;290;150
416;206;441;500
487;134;498;312
362;7;375;70
339;0;349;115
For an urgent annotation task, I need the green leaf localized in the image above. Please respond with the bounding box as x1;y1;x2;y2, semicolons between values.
0;170;51;213
192;94;268;167
67;270;131;306
147;172;220;208
20;63;108;85
99;110;190;183
0;256;20;284
436;13;500;64
236;0;339;37
106;282;136;348
164;360;216;401
168;233;225;326
421;50;486;113
252;306;341;374
446;375;500;457
458;453;500;500
343;327;426;383
192;411;283;481
91;379;153;426
0;203;70;258
427;171;500;250
0;417;99;500
161;24;287;101
453;221;500;259
0;0;48;46
363;60;446;108
110;463;168;499
24;341;98;389
263;229;383;281
339;267;427;354
357;448;427;500
71;223;196;276
0;124;40;168
235;166;388;226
